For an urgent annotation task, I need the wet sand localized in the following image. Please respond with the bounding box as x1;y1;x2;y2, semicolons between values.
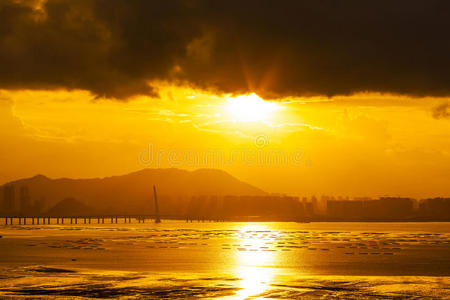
0;221;449;299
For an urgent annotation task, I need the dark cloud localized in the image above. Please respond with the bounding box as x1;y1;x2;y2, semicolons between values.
432;102;450;119
1;0;450;99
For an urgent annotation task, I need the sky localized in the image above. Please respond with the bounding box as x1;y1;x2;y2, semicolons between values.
1;0;450;198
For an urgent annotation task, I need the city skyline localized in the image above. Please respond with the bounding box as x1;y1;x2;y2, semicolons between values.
1;168;448;222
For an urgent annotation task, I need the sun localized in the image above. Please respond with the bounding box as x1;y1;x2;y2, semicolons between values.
225;93;279;122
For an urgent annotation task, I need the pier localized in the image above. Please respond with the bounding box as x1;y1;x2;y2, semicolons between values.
1;215;225;225
1;215;156;225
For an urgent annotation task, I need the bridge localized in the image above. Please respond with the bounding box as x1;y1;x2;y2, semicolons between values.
1;215;162;225
0;215;225;225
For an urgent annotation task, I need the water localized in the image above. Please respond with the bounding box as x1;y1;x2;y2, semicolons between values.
0;221;449;298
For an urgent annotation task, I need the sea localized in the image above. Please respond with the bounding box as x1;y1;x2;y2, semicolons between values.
0;221;449;299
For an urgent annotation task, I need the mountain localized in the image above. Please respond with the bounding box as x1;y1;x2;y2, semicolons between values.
0;168;265;214
45;198;95;216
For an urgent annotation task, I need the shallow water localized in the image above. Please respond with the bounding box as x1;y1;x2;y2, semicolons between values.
0;221;449;299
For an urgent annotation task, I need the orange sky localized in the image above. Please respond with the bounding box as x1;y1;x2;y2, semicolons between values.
1;0;450;199
1;84;449;198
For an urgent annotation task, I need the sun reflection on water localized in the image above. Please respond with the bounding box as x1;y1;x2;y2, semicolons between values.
234;224;278;299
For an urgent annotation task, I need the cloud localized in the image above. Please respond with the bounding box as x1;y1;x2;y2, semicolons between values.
432;102;450;119
1;0;450;99
0;98;25;135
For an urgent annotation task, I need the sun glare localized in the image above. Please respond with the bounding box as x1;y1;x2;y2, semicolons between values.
225;93;279;122
234;224;278;298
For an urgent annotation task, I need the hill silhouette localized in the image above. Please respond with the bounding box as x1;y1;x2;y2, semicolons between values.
45;198;94;216
0;168;265;214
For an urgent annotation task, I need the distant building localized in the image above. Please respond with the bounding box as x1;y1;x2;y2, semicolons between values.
419;198;450;220
311;196;320;214
19;186;31;213
301;197;314;216
3;185;15;212
188;194;305;220
327;200;363;219
376;197;414;219
327;197;414;220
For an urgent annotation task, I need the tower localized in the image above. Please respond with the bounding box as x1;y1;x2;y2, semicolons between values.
3;185;15;212
20;186;30;213
153;185;161;223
